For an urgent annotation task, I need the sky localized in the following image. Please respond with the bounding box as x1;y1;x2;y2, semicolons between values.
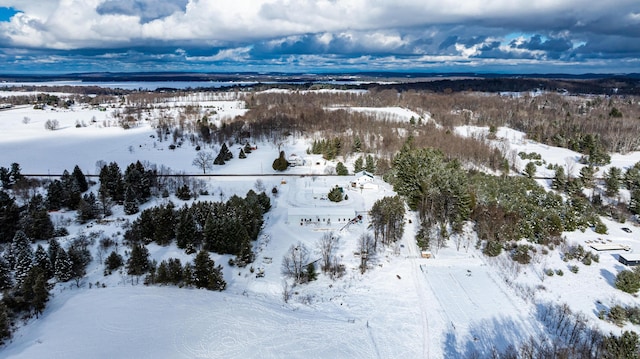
0;0;639;74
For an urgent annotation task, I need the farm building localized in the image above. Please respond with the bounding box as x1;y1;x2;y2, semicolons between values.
350;171;378;191
288;207;356;227
619;253;640;266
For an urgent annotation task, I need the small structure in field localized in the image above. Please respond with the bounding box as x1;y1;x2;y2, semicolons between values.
589;243;631;252
619;253;640;266
421;250;432;259
350;171;378;191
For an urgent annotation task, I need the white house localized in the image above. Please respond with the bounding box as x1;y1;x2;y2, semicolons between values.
350;171;378;191
288;207;356;227
287;153;304;167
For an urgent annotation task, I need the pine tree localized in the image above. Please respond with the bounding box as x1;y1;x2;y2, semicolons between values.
176;208;198;250
77;192;100;223
54;247;73;282
272;151;288;171
34;244;53;279
221;143;233;161
239;149;247;159
243;143;252;154
123;186;139;215
0;190;20;244
604;166;622;198
46;180;65;211
22;194;54;240
192;250;226;291
104;251;124;275
336;162;348;175
71;165;89;192
47;238;61;268
354;156;364;173
523;162;537;178
0;257;12;290
31;269;49;318
551;166;567;191
127;243;150;282
579;165;596;189
365;154;376;174
0;302;10;345
12;231;33;284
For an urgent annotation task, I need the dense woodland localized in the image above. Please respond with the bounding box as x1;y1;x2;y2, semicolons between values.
0;81;640;355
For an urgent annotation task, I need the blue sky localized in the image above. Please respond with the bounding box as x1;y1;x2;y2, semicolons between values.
0;1;639;74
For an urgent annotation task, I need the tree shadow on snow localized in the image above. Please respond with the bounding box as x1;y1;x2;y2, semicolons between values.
442;316;533;358
599;268;617;288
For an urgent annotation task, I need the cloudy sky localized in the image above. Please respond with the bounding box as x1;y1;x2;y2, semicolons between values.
0;0;639;74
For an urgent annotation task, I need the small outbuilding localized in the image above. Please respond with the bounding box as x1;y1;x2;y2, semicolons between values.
619;253;640;266
350;171;378;191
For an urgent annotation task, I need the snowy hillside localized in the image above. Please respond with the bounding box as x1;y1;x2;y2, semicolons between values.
0;90;639;358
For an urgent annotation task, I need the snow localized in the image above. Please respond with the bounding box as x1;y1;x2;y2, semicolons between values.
2;89;640;358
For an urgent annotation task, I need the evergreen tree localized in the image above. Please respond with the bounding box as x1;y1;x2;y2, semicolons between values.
352;136;362;153
604;166;622;198
579;165;596;189
30;268;49;318
0;190;20;244
176;208;198;250
71;165;89;192
46;180;65;211
127;243;151;282
77;192;100;223
551;166;566;191
68;238;92;287
104;251;124;275
328;187;344;202
336;162;348;176
54;247;73;282
306;262;317;282
524;162;537;178
124;161;153;203
175;184;192;201
12;231;33;284
238;148;247;159
34;244;53;280
272;151;288;171
192;250;226;291
21;194;54;240
221;143;233;161
243;143;252;154
47;238;61;268
60;169;82;209
354;156;364;173
365;155;376;174
0;257;12;290
99;162;124;202
0;302;10;345
123;186;139;215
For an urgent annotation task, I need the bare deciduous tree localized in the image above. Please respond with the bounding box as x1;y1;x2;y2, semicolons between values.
281;242;309;283
318;232;337;272
192;151;214;174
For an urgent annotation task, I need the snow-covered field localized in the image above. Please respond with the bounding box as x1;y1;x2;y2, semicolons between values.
0;91;639;358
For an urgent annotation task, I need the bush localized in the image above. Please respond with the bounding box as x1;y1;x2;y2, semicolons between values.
545;269;555;277
327;186;344;202
570;265;579;274
609;305;628;327
44;119;59;130
555;269;564;276
582;256;592;266
615;269;640;294
512;244;533;264
483;240;502;257
594;222;608;234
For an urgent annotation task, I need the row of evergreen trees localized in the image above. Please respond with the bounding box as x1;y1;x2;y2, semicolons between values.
388;139;607;257
0;231;92;344
124;190;270;265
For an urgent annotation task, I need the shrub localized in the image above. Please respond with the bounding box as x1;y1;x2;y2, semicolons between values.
615;269;640;294
582;256;592;266
555;269;564;276
570;265;579;274
44;119;59;130
594;222;608;234
609;305;628;327
327;186;343;202
512;244;533;264
483;240;502;257
545;269;555;276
